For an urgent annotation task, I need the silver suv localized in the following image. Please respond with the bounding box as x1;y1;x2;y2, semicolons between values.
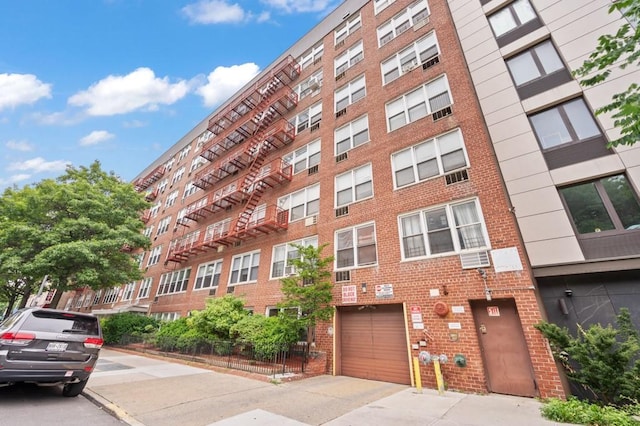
0;307;103;397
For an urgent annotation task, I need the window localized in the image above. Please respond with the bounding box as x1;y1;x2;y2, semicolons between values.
83;292;92;307
75;294;85;308
157;268;191;295
335;41;364;76
298;42;324;70
271;236;318;279
171;166;185;185
283;140;321;174
194;260;223;290
374;0;396;15
177;144;192;162
157;179;168;194
93;290;102;305
386;75;452;131
196;130;213;148
335;115;369;155
183;181;198;198
205;219;231;241
336;163;373;207
399;199;489;259
529;98;609;169
122;282;136;301
560;175;640;235
190;156;207;173
151;312;181;322
335;75;366;112
392;128;468;188
138;277;152;299
156;216;172;236
278;184;320;222
143;225;154;238
382;32;439;84
377;0;430;47
136;252;145;269
165;190;178;208
297;70;323;99
335;13;361;45
506;40;571;98
102;287;119;304
488;0;541;47
229;251;260;285
150;202;161;218
147;245;162;266
291;103;322;134
336;223;378;269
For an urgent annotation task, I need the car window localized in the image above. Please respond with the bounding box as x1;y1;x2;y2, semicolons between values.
0;310;26;330
22;311;100;335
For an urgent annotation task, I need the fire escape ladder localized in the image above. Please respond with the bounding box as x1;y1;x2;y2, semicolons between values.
234;141;271;233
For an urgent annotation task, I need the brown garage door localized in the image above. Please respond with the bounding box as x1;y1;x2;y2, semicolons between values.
339;304;410;384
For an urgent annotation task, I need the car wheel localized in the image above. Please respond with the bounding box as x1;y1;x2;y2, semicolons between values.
62;379;88;397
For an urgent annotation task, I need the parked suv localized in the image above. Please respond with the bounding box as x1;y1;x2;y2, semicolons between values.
0;307;103;397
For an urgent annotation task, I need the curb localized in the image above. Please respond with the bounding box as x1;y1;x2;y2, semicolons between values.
82;388;145;426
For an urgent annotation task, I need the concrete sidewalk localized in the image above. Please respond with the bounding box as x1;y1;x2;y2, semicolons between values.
85;348;572;426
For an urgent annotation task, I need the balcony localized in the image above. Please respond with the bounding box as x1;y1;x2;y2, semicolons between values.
134;165;166;192
226;205;289;244
183;178;247;223
144;188;159;201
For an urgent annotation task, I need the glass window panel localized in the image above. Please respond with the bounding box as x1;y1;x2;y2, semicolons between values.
507;51;540;86
489;8;517;36
513;0;537;24
536;41;564;74
530;108;572;149
441;150;466;171
429;229;454;254
415;140;435;162
417;159;439;179
561;183;615;233
564;99;600;140
353;129;368;147
426;208;449;230
396;167;415;187
408;102;428;122
307;199;319;215
601;175;640;229
389;113;406;131
337;189;352;206
355;182;372;200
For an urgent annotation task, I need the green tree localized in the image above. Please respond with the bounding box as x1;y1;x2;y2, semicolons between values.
535;308;640;406
189;294;250;340
0;161;151;310
573;0;640;147
278;243;334;346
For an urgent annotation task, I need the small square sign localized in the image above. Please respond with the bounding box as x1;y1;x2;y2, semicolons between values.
487;306;500;317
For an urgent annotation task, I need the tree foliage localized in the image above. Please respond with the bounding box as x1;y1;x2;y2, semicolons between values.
573;0;640;147
278;243;334;343
535;308;640;406
0;161;151;308
189;294;250;340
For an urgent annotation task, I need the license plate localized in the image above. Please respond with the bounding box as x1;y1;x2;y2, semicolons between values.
46;342;68;352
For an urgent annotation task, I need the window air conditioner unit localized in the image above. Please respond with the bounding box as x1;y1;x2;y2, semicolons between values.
414;17;429;31
305;215;318;226
308;77;320;91
402;60;418;73
284;265;298;276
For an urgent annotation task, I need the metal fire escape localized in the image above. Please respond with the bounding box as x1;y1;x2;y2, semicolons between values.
165;56;300;264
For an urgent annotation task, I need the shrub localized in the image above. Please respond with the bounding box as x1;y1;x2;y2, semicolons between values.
232;314;304;360
535;308;640;406
101;312;159;345
541;398;640;426
189;295;250;340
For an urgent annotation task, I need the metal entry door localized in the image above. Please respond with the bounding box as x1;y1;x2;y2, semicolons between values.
471;299;537;397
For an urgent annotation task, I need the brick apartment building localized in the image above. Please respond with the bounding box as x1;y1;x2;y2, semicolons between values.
62;0;640;398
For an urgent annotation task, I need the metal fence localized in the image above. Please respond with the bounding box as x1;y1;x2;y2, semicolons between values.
117;334;309;376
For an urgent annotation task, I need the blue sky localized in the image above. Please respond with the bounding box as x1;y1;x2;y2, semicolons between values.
0;0;338;191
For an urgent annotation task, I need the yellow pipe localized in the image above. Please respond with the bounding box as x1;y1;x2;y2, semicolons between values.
412;357;422;393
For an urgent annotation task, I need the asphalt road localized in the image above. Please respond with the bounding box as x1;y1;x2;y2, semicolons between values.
0;383;124;426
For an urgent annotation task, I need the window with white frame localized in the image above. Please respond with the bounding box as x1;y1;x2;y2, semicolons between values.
190;156;207;173
377;0;430;47
147;245;162;266
298;42;324;70
297;70;323;100
392;128;468;188
102;287;119;304
93;290;102;305
150;202;161;218
157;267;191;295
335;13;362;45
143;225;154;238
336;223;378;269
75;294;85;308
157;179;168;194
336;163;373;207
83;292;93;307
399;199;489;259
271;236;318;279
156;216;172;236
137;252;145;269
291;103;322;134
205;219;230;241
283;139;321;174
122;282;136;301
137;277;152;299
382;31;439;84
183;181;198;198
197;130;213;148
335;114;369;155
165;158;175;172
229;251;260;285
374;0;396;15
171;166;185;185
335;41;364;76
151;312;181;322
194;260;223;290
165;190;178;207
386;75;452;131
488;0;538;38
278;184;320;222
335;75;366;112
178;144;191;161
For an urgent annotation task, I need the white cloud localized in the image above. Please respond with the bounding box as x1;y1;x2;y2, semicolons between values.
123;119;147;128
182;0;246;24
6;140;34;151
261;0;334;13
68;68;189;116
256;11;271;22
8;157;71;173
29;111;84;126
0;174;31;187
0;73;52;111
196;63;260;108
79;130;115;146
